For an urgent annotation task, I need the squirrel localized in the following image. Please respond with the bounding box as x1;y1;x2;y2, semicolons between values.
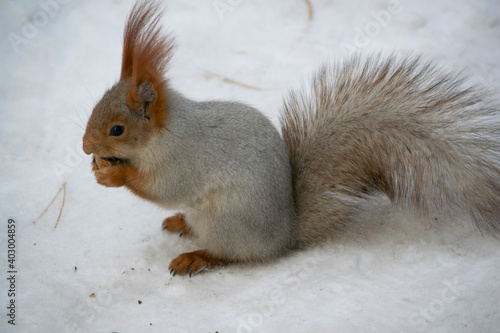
83;0;500;276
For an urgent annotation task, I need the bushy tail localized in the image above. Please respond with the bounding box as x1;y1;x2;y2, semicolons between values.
280;54;500;247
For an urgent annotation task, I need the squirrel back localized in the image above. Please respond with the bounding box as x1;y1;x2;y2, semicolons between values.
281;55;500;247
148;90;297;261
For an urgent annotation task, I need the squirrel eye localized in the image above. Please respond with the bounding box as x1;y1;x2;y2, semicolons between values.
109;125;124;136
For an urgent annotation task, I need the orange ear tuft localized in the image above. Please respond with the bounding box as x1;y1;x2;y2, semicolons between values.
121;0;174;128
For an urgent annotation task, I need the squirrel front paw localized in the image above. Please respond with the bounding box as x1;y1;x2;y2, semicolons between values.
91;155;128;187
94;164;129;187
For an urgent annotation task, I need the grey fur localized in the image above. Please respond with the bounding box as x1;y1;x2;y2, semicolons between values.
139;90;297;260
281;54;500;248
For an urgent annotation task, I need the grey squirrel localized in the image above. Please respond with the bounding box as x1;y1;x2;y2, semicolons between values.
82;0;500;276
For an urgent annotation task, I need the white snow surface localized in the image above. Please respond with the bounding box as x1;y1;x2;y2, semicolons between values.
1;0;500;332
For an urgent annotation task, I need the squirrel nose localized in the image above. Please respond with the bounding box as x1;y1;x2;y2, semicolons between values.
82;136;93;155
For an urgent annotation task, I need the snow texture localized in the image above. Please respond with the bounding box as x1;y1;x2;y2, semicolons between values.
1;0;500;332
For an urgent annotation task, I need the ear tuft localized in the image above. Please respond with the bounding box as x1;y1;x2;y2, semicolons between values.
121;0;174;128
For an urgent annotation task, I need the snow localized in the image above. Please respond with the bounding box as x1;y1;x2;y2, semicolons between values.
1;0;500;332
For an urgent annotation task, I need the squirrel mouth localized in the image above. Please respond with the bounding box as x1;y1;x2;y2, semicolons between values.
95;156;129;166
102;156;127;164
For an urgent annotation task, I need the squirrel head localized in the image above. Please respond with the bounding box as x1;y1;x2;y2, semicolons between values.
82;0;173;163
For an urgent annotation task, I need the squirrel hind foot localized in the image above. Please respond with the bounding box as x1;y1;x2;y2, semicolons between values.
169;250;231;277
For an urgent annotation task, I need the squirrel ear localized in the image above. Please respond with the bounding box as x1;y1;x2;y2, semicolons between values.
137;81;158;119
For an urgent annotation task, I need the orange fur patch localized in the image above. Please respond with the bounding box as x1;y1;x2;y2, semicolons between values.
202;190;220;209
122;166;157;202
